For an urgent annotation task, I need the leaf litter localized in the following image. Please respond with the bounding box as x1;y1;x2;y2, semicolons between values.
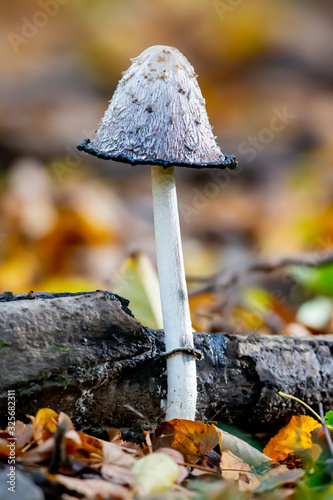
2;405;332;499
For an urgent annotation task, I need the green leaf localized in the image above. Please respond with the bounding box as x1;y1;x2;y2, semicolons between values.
217;428;272;467
325;411;333;426
132;452;179;494
113;252;163;329
292;263;333;297
255;469;305;493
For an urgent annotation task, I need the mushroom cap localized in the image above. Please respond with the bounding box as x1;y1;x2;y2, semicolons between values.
78;45;237;169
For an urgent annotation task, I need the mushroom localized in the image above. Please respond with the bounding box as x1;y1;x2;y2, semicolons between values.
78;45;237;420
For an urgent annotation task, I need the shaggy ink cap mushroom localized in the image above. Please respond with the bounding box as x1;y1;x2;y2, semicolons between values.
78;45;238;421
78;45;237;169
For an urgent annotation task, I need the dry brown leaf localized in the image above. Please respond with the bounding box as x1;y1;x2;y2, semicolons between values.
108;438;143;457
11;421;33;450
91;439;139;489
22;429;79;466
102;441;137;467
58;412;75;432
99;463;137;489
21;437;55;464
54;475;130;500
220;449;260;492
107;428;122;442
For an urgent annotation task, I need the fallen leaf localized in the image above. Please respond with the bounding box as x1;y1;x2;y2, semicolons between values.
32;408;59;445
152;418;219;463
113;252;163;329
107;428;122;442
255;468;305;493
11;421;33;450
65;431;103;463
91;439;139;488
132;452;179;494
99;463;137;489
102;441;137;467
58;412;75;432
325;411;333;426
218;428;272;467
21;437;55;464
54;475;130;500
220;449;260;492
152;419;219;463
263;415;321;461
156;447;189;484
311;427;333;455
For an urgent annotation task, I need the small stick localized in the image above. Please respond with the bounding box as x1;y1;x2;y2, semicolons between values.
188;250;333;296
319;403;333;457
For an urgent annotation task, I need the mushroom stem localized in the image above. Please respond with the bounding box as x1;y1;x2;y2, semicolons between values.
151;164;197;421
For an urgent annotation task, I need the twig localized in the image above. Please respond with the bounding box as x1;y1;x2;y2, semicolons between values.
319;403;333;457
278;392;333;431
48;421;68;474
188;249;333;296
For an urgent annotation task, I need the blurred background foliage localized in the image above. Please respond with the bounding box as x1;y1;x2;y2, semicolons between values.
1;0;333;334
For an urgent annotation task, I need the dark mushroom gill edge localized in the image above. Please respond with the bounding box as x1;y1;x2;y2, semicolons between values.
77;138;238;170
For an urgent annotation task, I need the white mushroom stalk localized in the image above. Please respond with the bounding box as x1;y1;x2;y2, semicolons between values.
151;165;196;419
78;45;237;421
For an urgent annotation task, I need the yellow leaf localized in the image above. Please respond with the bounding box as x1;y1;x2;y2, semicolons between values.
132;452;179;494
32;408;58;445
263;415;321;461
113;252;163;329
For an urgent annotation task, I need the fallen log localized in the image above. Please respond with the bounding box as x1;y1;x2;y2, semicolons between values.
0;290;332;435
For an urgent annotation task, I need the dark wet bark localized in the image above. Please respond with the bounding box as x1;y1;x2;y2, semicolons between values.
0;290;332;435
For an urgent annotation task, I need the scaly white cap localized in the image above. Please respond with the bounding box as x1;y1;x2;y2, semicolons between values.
78;45;237;169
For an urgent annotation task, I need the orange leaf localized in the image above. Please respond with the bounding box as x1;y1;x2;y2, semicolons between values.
66;431;103;462
151;419;219;464
32;408;59;445
263;415;321;461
